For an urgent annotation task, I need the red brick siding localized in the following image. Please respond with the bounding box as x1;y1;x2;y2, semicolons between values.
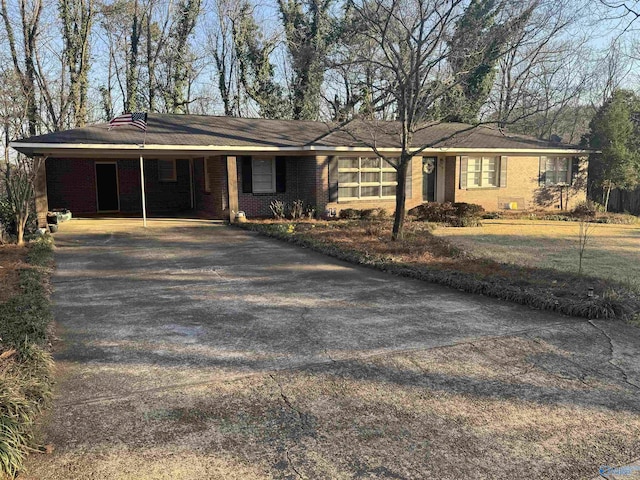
237;156;318;218
46;157;194;215
117;159;142;212
195;156;228;219
46;158;97;213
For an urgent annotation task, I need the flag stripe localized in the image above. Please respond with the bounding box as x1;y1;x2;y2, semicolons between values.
109;112;147;131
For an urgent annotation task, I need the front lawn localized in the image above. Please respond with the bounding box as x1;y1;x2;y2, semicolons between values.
239;219;640;322
433;219;640;287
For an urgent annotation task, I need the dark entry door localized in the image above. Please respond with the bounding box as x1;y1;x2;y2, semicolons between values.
95;163;119;211
422;157;437;202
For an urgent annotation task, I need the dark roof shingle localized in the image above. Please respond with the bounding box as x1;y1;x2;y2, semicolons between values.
12;113;581;152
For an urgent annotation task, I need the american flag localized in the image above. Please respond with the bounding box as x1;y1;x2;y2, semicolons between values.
109;112;147;131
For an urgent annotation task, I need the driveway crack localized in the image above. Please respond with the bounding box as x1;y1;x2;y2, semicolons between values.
588;320;640;391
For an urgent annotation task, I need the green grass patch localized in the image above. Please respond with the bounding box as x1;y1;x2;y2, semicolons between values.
0;235;55;478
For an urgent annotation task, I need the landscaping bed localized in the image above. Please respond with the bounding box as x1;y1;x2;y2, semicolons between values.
0;236;55;478
238;219;640;322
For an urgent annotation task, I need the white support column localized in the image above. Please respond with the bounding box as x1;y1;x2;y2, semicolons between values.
140;156;147;227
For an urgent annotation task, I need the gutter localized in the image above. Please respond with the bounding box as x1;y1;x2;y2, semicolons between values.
9;142;591;156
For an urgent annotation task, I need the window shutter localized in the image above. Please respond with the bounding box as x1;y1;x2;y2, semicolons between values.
328;156;338;202
405;158;412;199
539;156;546;186
499;156;507;188
275;157;286;193
570;157;580;185
459;156;468;189
241;156;252;193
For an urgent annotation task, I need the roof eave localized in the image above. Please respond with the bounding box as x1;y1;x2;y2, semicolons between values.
10;141;593;157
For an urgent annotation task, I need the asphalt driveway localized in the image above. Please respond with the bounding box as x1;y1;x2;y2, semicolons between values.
24;218;640;479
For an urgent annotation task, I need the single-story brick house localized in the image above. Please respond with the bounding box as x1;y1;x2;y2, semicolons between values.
10;114;589;226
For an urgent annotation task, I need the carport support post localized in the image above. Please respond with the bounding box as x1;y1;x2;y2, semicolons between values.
226;156;239;222
34;156;48;228
140;156;147;227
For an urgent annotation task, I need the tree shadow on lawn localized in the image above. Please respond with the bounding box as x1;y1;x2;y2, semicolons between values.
30;336;640;480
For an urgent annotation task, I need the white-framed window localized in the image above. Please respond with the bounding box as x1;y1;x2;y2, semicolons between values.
252;156;276;193
544;157;570;185
158;159;177;182
337;156;398;200
466;156;498;188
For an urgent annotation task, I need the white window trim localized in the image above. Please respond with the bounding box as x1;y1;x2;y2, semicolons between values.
338;156;398;201
466;156;498;188
545;157;570;186
158;159;177;182
251;156;276;193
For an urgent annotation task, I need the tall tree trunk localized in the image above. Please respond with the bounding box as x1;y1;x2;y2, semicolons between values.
391;155;409;241
126;0;140;112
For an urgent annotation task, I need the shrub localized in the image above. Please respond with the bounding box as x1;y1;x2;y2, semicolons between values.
339;208;361;219
571;201;597;218
453;202;485;218
359;209;377;220
409;202;483;226
304;205;316;219
409;202;455;222
269;200;286;219
289;199;304;219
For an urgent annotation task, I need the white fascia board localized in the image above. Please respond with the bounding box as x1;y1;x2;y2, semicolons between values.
9;142;590;155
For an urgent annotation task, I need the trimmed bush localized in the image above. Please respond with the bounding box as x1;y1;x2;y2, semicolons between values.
409;202;484;226
339;208;361;220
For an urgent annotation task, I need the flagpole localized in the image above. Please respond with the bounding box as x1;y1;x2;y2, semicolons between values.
109;112;148;228
140;124;148;228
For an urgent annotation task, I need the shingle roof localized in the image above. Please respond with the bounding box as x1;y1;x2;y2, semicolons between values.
11;113;583;154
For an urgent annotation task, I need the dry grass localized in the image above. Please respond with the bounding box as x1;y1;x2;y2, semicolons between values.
0;246;29;303
23;337;640;479
433;220;640;287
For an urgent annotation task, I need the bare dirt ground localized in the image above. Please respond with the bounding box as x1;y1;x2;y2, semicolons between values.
21;218;640;480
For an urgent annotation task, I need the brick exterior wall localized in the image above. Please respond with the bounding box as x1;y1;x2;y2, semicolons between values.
192;157;228;219
46;157;193;215
237;156;318;217
46;158;97;213
44;152;589;220
451;155;587;211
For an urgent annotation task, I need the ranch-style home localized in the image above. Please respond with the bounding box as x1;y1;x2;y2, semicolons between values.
10;114;589;227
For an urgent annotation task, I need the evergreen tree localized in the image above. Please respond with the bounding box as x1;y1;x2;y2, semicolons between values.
586;89;640;209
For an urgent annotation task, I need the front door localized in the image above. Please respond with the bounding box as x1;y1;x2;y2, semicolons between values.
422;157;437;202
95;162;119;211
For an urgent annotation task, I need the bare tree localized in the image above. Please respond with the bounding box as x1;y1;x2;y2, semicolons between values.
0;0;43;136
209;0;240;116
342;0;538;239
2;156;42;245
60;0;94;126
278;0;339;120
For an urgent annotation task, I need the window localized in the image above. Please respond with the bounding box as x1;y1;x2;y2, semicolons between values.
337;156;398;200
543;157;570;185
464;156;498;188
158;159;176;182
252;157;276;193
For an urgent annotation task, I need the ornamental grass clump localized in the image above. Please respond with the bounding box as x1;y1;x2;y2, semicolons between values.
0;235;54;478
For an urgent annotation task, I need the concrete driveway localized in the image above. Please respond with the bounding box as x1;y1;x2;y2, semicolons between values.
25;219;640;479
